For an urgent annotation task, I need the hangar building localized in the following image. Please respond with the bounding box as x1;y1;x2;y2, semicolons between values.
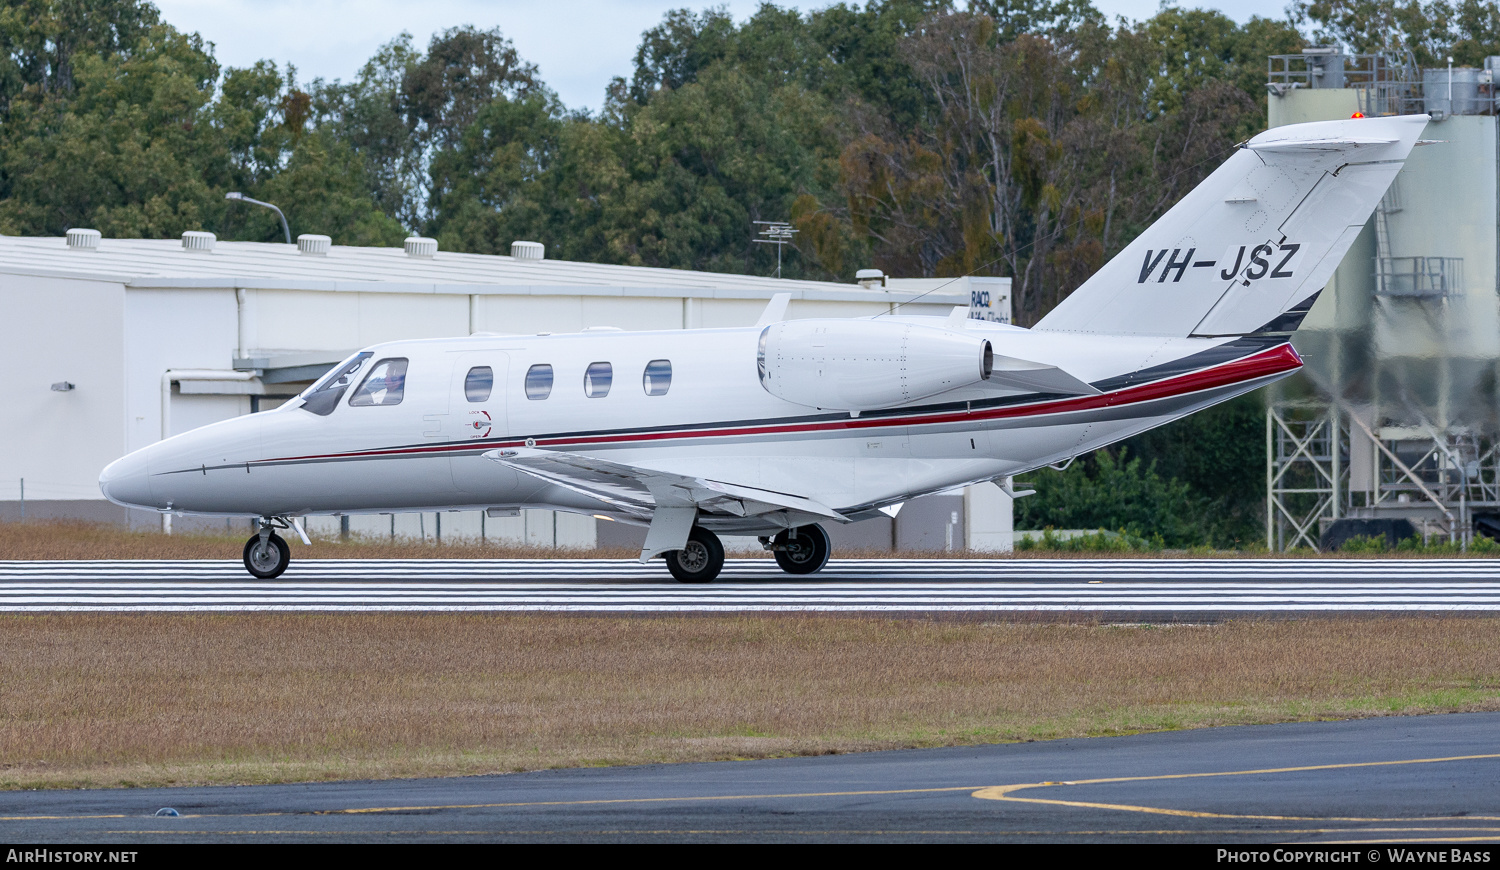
0;232;1014;552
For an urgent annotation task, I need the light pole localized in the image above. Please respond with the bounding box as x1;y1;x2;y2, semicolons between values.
225;192;291;244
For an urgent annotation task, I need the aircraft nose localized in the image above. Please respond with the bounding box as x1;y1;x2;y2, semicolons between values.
99;452;157;509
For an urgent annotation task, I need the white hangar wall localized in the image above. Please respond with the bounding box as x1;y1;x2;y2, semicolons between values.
2;274;128;517
0;235;1012;551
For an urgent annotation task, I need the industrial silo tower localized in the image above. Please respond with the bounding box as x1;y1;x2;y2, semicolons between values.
1265;48;1500;549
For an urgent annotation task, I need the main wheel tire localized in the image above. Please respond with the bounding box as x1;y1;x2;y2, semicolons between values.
665;526;725;584
774;524;831;575
243;532;290;579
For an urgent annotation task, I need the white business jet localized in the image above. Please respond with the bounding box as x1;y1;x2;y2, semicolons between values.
100;115;1428;582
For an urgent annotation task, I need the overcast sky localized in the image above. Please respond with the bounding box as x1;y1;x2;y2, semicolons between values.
154;0;1296;113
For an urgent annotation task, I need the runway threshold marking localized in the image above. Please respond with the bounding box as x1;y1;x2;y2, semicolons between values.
970;752;1500;822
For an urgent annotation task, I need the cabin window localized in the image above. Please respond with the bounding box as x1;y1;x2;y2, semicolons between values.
525;364;553;400
584;362;612;398
643;359;672;396
348;357;409;406
464;366;493;403
299;351;371;416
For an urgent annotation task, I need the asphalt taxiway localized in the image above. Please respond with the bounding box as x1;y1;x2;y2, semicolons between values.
3;714;1498;843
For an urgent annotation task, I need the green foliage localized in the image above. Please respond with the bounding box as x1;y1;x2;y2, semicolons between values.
1014;448;1209;547
0;0;1333;292
1393;534;1500;555
1292;0;1500;67
0;23;224;237
1013;528;1162;552
1340;534;1390;553
1117;393;1267;547
1012;396;1267;548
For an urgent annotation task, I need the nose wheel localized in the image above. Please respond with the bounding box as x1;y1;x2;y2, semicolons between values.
243;530;290;579
665;526;725;583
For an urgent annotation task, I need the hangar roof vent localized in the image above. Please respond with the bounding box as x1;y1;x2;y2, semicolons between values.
297;234;331;256
855;268;886;289
66;228;101;251
404;236;438;258
511;240;544;261
181;231;216;253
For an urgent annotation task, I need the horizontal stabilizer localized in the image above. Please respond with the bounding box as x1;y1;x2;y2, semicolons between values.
1245;136;1396;153
483;447;847;521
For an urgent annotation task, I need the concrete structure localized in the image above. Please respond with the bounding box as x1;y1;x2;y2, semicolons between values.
1265;50;1500;549
0;234;1014;551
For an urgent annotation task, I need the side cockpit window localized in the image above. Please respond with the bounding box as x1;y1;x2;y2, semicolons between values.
299;351;372;416
465;366;493;403
348;358;409;406
525;364;553;400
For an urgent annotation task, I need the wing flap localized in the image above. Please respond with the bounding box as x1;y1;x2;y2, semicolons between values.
482;448;847;521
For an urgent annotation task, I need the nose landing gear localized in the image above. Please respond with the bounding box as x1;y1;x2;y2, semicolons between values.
243;519;291;579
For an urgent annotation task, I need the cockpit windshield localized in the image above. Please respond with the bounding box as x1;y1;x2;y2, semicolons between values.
299;351;372;416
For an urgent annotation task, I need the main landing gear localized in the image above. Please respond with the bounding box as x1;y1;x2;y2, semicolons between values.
664;523;833;583
243;518;291;579
665;526;725;584
766;524;831;575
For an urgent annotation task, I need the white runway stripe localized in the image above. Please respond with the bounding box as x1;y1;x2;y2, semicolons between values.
4;558;1500;611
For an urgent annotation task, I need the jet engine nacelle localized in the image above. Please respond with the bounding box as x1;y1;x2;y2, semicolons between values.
757;319;992;411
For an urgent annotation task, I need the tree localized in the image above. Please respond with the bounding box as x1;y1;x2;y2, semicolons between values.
1292;0;1500;66
602;63;839;275
1015;448;1207;546
0;23;225;237
0;0;160;111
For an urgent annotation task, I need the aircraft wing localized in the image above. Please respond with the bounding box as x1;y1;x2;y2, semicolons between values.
481;447;848;521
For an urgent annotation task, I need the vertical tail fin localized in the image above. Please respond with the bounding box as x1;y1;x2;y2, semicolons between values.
1036;115;1429;338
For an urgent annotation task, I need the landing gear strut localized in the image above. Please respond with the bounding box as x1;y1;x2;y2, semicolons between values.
243;519;291;579
766;524;831;575
665;526;725;584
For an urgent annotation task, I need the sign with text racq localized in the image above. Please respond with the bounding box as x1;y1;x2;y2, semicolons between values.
967;277;1011;323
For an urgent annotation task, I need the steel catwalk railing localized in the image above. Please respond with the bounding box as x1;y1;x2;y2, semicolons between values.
1266;399;1500;550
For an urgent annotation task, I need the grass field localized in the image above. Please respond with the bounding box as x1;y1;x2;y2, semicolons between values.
4;519;1496;560
3;521;1497;791
2;613;1497;790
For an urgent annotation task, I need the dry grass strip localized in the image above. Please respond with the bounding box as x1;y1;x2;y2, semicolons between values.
0;520;643;561
2;520;1490;560
1;614;1497;789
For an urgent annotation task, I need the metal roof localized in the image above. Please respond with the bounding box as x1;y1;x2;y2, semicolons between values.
0;235;959;303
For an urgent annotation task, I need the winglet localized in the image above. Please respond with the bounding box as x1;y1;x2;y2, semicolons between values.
755;293;792;327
